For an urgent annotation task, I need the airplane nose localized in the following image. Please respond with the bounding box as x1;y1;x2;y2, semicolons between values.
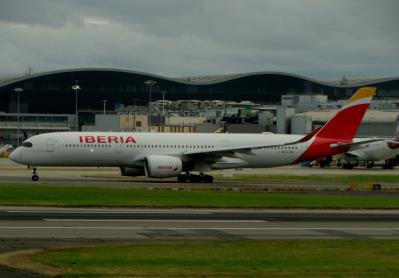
9;148;21;164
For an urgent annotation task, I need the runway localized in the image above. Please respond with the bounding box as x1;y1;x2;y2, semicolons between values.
2;159;399;190
1;207;399;239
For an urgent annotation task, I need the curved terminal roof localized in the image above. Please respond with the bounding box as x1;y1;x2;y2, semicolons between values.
1;68;398;88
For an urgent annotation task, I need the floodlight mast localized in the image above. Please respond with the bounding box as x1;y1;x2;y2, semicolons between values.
144;80;157;132
162;91;167;115
71;81;81;131
102;99;108;115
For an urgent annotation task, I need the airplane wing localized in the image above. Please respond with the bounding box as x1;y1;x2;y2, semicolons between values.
129;138;305;164
182;129;328;158
129;143;283;163
330;138;385;150
171;138;310;161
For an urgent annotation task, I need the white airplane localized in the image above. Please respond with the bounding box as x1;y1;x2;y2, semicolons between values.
338;130;399;169
10;87;377;183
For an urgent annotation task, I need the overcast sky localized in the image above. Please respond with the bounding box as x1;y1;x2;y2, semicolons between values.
0;0;398;79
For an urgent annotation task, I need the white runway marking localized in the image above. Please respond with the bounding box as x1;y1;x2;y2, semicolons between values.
43;219;266;223
0;227;398;230
7;210;211;214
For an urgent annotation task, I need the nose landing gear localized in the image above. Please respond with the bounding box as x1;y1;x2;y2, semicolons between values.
31;167;39;181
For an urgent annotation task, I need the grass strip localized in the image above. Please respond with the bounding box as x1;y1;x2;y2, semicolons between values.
215;174;399;183
0;184;399;208
31;240;399;277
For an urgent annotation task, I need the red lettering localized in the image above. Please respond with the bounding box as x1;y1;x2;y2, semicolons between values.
108;136;118;143
85;136;95;143
79;135;138;144
125;136;136;144
97;136;106;143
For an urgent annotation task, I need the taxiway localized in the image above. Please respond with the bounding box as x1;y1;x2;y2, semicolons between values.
0;207;399;240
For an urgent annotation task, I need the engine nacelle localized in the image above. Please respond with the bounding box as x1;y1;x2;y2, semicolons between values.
120;166;145;177
144;155;183;178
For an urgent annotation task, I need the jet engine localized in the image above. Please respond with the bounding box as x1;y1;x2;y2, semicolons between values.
120;166;145;177
144;155;183;178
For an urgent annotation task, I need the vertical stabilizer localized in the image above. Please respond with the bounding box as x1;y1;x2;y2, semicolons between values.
314;87;376;142
293;87;376;163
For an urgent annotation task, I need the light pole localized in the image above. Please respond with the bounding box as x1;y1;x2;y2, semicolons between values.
71;81;81;131
144;80;157;106
131;98;140;131
162;91;167;115
13;88;23;146
102;99;108;115
144;80;157;132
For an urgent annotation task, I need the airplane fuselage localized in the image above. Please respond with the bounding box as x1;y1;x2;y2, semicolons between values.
345;138;399;162
11;132;311;169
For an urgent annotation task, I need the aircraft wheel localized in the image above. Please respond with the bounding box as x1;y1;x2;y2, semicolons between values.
177;175;188;183
201;175;214;183
32;174;39;181
342;163;354;170
188;175;201;183
383;164;394;170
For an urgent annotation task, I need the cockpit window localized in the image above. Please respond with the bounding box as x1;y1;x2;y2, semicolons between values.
22;142;33;148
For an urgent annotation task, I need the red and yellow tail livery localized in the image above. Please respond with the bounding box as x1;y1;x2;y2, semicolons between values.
294;87;376;163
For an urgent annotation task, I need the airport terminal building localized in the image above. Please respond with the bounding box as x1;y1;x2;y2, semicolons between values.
1;68;399;145
1;68;399;114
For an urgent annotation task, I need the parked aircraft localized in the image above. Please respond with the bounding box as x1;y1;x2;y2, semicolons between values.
10;87;376;182
338;116;399;169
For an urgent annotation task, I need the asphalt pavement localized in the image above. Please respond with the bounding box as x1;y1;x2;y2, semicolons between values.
0;207;399;240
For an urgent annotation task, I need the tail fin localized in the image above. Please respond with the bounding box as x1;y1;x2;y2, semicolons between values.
292;87;376;164
314;87;376;142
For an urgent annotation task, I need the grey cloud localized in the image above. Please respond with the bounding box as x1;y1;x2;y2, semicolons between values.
0;0;398;79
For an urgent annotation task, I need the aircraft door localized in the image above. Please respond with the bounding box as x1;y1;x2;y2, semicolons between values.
114;142;123;153
47;138;57;152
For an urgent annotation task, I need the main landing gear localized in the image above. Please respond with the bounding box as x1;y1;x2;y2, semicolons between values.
31;167;39;181
177;173;214;183
342;162;354;170
382;159;396;170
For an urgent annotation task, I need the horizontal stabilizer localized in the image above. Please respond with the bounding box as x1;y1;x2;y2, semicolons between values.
330;138;383;149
